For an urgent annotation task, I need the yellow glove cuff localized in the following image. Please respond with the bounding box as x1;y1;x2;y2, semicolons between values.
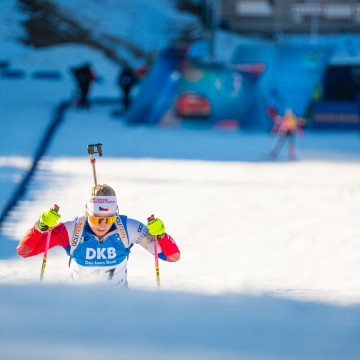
147;217;165;236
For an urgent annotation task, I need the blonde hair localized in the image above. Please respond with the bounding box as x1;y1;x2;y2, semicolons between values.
90;184;116;196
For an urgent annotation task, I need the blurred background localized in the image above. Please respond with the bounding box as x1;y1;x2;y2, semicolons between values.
2;0;360;131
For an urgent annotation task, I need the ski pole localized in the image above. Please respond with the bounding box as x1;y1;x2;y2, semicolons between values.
40;204;59;281
154;237;160;289
87;143;103;186
148;214;160;288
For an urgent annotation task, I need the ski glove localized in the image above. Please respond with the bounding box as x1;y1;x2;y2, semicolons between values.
147;216;166;238
37;208;61;232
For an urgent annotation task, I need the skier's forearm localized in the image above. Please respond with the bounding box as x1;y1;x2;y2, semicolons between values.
17;223;68;258
158;234;180;262
140;232;180;262
17;227;48;257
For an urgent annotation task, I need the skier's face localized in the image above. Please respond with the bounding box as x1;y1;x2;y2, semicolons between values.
87;213;117;239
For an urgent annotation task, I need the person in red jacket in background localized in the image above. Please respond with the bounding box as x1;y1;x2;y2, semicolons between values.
71;62;96;108
17;184;180;288
270;108;306;161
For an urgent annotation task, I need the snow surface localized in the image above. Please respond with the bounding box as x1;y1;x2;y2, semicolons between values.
1;1;360;359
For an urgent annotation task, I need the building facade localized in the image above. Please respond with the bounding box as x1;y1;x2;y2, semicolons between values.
220;0;360;37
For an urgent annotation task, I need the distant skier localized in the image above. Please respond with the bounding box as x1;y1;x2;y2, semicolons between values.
17;184;180;287
118;65;138;110
71;62;96;108
270;108;305;160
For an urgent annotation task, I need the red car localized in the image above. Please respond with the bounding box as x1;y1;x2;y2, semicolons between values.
174;91;211;118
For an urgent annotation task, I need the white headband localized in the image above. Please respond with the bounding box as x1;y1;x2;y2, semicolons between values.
86;196;118;216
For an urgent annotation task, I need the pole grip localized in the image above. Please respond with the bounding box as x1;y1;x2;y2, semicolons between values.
40;204;60;281
97;143;103;156
87;144;102;186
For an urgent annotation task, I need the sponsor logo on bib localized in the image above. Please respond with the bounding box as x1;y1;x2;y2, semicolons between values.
86;247;117;260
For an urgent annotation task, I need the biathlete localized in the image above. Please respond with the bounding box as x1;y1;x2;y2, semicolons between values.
270;108;305;160
17;184;180;287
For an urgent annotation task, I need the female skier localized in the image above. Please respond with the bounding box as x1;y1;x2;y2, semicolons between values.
17;184;180;287
270;108;305;160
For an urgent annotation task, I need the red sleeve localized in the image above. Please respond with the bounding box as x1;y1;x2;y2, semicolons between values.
158;234;180;262
17;223;70;258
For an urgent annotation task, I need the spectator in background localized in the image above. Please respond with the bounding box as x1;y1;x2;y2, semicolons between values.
71;63;96;108
118;65;138;110
270;108;306;161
